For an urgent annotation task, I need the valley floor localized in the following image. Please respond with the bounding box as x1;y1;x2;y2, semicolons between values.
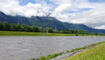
0;31;105;36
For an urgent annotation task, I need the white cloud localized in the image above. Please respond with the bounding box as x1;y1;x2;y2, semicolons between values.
50;0;105;29
95;25;105;29
67;4;105;28
0;0;105;29
49;0;72;5
54;4;71;13
0;0;51;17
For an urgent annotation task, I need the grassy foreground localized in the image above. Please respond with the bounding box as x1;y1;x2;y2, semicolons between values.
0;31;105;36
64;43;105;60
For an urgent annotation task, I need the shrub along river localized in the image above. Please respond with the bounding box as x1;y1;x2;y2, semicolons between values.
0;36;105;60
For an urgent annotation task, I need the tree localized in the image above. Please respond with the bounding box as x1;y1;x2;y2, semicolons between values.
10;24;17;31
2;22;10;31
31;26;41;32
46;28;53;33
0;22;3;30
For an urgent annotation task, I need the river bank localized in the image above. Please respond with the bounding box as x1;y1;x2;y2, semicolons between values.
64;43;105;60
0;31;105;36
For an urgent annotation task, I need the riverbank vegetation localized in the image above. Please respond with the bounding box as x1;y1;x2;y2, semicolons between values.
0;22;105;36
30;41;105;60
65;43;105;60
0;31;76;36
0;31;105;36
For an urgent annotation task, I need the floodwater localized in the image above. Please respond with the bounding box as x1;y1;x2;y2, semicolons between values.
0;36;105;60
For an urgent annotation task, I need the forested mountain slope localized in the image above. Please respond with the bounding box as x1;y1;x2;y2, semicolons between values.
0;11;105;33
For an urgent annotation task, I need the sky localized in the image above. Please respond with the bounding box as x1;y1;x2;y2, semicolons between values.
0;0;105;29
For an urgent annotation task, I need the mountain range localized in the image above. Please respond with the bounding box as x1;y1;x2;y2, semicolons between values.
0;11;105;33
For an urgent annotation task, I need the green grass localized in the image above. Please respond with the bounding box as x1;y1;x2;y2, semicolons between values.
0;31;75;36
0;31;105;36
64;43;105;60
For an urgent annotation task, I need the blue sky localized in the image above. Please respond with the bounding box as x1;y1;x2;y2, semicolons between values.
89;0;105;2
19;0;105;5
68;8;92;13
19;0;55;6
19;0;36;5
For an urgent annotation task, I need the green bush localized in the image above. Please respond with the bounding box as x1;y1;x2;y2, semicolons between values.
30;58;35;60
39;56;49;60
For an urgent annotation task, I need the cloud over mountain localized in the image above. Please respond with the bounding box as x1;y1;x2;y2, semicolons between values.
0;0;105;29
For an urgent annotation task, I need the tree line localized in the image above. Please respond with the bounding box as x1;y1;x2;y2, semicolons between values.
0;22;104;35
58;30;104;36
0;22;54;33
59;30;88;34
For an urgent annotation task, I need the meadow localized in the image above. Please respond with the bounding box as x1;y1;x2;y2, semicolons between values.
0;31;105;36
0;31;76;36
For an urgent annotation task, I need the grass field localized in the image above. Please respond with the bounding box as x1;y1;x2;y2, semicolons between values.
0;31;76;36
0;31;105;36
64;44;105;60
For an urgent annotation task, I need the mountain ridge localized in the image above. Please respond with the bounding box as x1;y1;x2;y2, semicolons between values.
0;11;105;33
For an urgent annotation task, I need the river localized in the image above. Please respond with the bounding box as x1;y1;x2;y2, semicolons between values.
0;36;105;60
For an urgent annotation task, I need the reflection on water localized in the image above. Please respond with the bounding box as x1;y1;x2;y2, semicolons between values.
0;36;105;60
